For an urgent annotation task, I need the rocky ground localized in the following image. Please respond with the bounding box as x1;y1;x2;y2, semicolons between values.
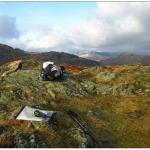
0;60;150;148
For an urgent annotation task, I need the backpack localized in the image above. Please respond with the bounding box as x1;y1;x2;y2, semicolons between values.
40;64;64;81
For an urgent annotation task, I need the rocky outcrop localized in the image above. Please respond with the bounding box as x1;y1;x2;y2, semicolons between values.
1;60;22;77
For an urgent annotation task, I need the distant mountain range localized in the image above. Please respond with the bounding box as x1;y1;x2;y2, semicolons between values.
101;54;150;65
76;51;119;61
0;43;150;66
0;44;100;66
76;50;150;65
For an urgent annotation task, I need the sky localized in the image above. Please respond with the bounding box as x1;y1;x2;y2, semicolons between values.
0;2;150;54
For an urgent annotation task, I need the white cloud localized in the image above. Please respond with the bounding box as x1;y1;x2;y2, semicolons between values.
4;2;150;53
93;2;150;52
7;24;72;52
68;21;106;49
67;2;150;52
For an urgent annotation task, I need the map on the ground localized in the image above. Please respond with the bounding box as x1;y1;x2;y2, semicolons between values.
16;106;54;122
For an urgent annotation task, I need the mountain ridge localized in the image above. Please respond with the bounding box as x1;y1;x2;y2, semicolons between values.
1;43;150;66
0;44;100;67
101;54;150;65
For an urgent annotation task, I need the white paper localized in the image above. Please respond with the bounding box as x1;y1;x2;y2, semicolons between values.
16;106;54;122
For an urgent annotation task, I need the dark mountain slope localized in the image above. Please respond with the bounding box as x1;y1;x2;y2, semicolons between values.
0;44;29;65
142;55;150;64
101;54;150;65
31;51;101;66
0;44;101;67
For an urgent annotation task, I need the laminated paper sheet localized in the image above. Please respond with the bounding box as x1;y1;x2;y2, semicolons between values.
16;106;54;122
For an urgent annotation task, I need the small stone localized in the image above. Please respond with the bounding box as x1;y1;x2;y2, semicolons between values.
87;110;94;116
30;134;35;139
145;89;150;92
30;139;35;143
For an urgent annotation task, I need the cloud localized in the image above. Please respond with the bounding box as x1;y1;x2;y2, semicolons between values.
68;2;150;52
5;2;150;53
7;24;73;52
0;15;20;39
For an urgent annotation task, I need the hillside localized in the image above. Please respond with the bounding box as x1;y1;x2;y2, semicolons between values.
0;60;150;148
0;44;29;65
76;51;150;65
101;54;150;65
0;44;101;67
1;43;150;67
30;51;101;66
142;55;150;64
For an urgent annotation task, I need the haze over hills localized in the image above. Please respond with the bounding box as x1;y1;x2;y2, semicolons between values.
76;51;120;61
0;43;150;66
76;50;150;65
